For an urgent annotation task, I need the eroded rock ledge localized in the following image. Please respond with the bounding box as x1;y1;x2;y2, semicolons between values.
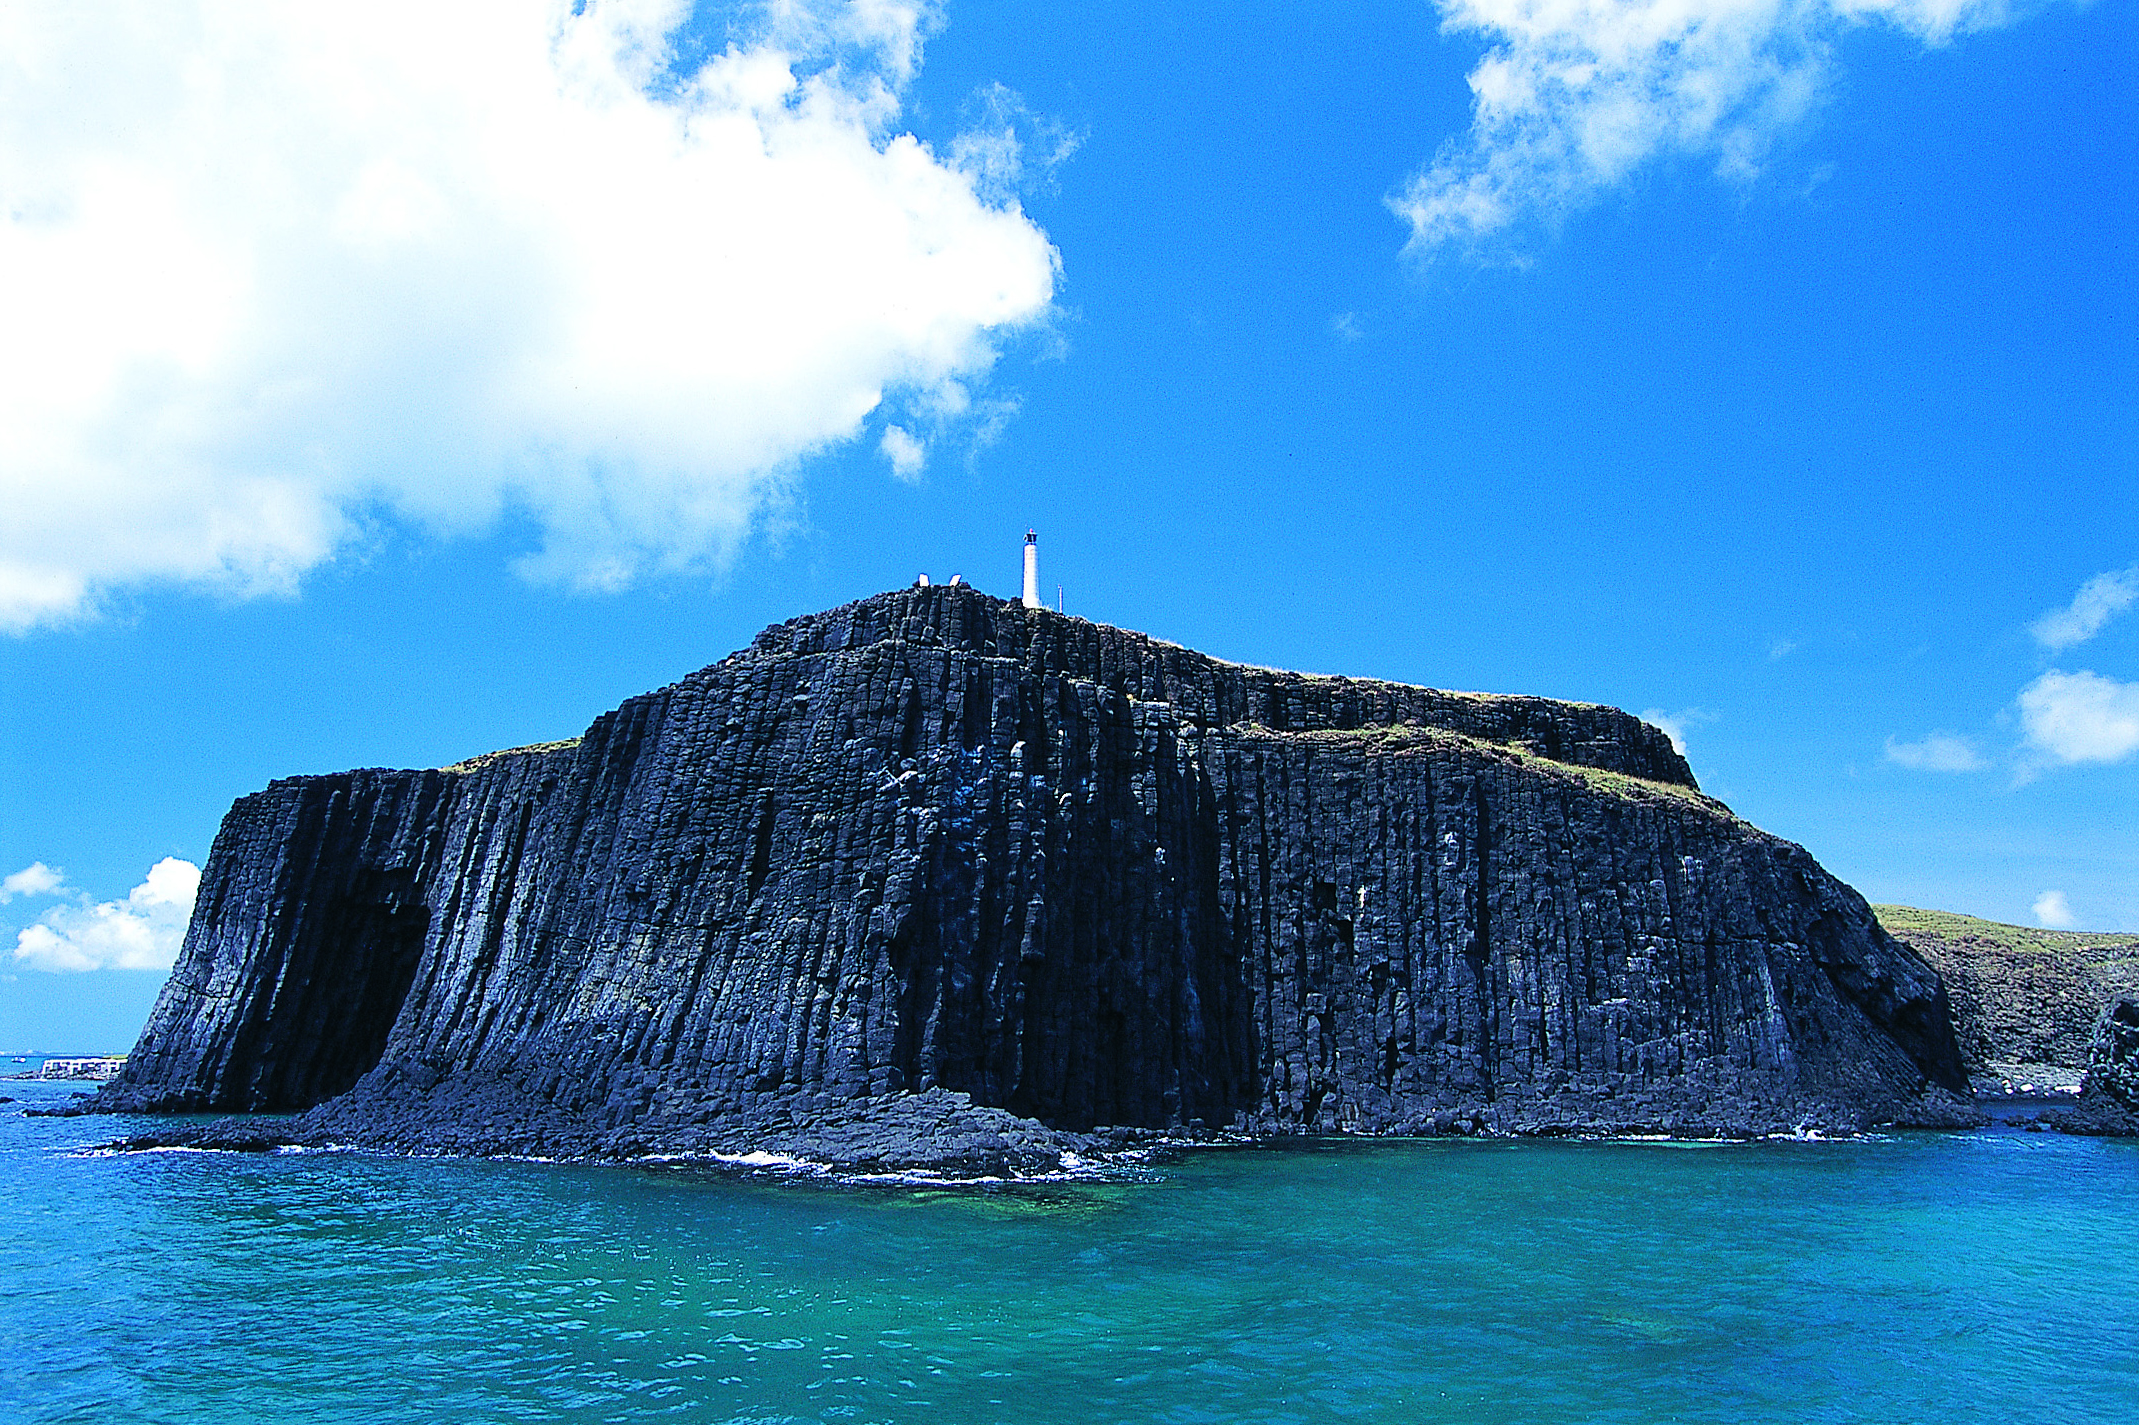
2056;999;2139;1136
89;586;1976;1168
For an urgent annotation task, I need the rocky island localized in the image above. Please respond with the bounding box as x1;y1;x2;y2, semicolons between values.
89;586;1981;1172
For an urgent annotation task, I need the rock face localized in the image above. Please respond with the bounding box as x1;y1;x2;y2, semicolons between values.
94;587;1973;1162
1875;905;2139;1095
2059;999;2139;1136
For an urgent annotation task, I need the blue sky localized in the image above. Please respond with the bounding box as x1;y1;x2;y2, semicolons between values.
2;0;2134;1050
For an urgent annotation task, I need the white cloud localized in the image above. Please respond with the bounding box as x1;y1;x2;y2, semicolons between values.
879;425;927;482
1639;706;1712;756
0;0;1059;630
1395;0;2017;254
947;81;1083;206
0;863;65;903
1883;731;1986;772
11;858;200;973
2030;566;2139;650
2017;669;2139;767
2032;889;2076;929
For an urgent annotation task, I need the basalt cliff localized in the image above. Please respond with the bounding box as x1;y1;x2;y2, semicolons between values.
92;587;1975;1169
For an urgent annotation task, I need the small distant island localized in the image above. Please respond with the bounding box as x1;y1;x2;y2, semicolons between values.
4;1055;129;1082
67;586;2139;1168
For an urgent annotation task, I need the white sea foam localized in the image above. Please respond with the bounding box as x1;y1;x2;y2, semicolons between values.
711;1150;824;1171
631;1143;1162;1189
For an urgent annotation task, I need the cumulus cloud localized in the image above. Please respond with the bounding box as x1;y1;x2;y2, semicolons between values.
11;859;201;973
879;425;927;482
1396;0;2018;254
1883;731;1985;772
0;863;65;903
0;0;1059;630
2017;669;2139;767
2030;566;2139;650
2032;889;2076;929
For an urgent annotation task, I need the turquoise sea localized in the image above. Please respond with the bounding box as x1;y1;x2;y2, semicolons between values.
4;1078;2133;1425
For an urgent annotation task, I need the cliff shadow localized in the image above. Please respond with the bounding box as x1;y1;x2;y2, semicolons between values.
222;867;433;1112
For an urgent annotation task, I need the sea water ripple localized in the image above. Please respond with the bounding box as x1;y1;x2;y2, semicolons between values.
3;1078;2134;1424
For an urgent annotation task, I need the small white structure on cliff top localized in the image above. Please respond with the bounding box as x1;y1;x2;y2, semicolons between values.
915;533;1036;604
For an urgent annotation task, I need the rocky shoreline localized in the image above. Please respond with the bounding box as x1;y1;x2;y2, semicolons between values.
79;1077;2001;1182
53;982;2134;1167
2051;997;2139;1135
76;985;2139;1174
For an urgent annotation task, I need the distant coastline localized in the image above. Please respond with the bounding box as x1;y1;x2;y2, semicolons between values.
3;1055;127;1082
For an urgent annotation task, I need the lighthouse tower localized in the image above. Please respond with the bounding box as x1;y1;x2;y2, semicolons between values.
1021;529;1042;609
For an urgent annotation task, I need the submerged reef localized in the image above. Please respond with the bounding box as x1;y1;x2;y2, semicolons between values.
90;586;1977;1170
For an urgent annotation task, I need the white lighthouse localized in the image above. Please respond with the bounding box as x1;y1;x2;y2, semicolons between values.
1021;529;1042;609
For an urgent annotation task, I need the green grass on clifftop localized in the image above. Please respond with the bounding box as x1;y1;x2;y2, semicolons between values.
1873;905;2139;954
1874;906;2139;1087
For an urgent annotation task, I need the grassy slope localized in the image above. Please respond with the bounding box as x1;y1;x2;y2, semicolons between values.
1874;906;2139;1090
